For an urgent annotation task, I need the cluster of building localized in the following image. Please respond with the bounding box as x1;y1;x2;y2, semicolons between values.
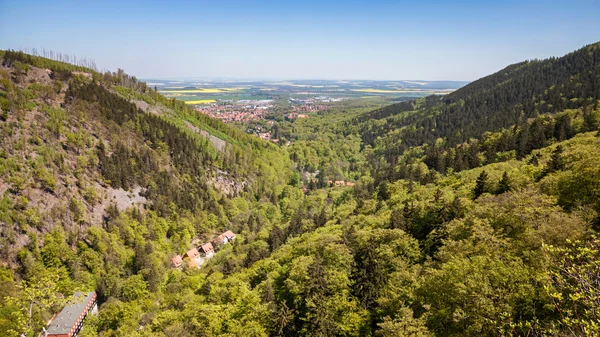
195;100;272;123
259;132;281;143
45;292;97;337
286;112;310;120
328;180;356;187
171;230;236;269
312;96;344;103
291;104;328;113
289;95;342;104
259;132;272;140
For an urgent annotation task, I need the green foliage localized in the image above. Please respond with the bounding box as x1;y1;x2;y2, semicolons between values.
542;238;600;335
418;254;538;336
377;308;431;337
120;274;148;301
4;271;70;337
2;50;95;74
44;106;67;137
83;185;99;205
33;166;56;193
1;46;600;337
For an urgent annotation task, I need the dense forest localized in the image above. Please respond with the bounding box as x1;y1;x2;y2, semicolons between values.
352;42;600;169
0;42;599;337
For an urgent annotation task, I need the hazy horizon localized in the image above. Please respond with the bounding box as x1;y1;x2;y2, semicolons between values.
1;0;599;81
139;77;471;83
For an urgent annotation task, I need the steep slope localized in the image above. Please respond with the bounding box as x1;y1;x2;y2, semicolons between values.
0;51;299;335
354;42;600;163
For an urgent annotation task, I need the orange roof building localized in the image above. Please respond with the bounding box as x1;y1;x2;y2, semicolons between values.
171;255;183;268
184;248;200;260
200;242;214;257
222;230;236;240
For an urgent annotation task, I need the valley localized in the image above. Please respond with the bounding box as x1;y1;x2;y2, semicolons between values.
0;41;599;337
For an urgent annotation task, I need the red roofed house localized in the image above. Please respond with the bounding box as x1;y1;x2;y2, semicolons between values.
345;182;356;186
184;248;200;260
222;230;236;243
171;255;183;268
334;180;345;187
212;234;226;246
212;230;236;246
200;242;214;257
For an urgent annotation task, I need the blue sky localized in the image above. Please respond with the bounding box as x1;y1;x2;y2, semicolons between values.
1;0;599;80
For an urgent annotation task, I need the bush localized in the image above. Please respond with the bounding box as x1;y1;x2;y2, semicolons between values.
83;186;99;206
34;167;56;192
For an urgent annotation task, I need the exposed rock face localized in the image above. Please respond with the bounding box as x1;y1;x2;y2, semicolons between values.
208;169;246;197
105;185;147;211
184;121;227;152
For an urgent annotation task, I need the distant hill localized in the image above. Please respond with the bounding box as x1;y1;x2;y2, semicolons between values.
354;41;600;166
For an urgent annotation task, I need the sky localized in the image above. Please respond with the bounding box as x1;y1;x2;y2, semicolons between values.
1;0;599;81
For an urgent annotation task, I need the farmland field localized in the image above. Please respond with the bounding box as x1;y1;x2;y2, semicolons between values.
145;79;469;105
184;99;217;104
352;88;452;94
159;88;233;93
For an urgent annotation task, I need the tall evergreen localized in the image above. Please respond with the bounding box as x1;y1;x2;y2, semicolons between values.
496;171;512;194
546;145;566;173
473;170;489;199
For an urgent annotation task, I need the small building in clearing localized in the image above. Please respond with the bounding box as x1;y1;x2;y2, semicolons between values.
222;230;236;242
184;248;200;260
46;292;97;337
171;255;183;268
199;242;215;257
213;230;237;246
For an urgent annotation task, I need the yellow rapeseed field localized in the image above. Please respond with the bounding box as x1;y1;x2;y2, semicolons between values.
159;88;245;94
184;99;216;104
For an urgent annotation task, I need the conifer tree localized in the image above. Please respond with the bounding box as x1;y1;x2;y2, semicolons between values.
496;171;512;194
473;170;489;199
546;145;565;173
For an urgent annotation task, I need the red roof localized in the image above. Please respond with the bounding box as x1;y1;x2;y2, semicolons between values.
200;242;214;253
172;255;182;266
184;248;199;259
223;230;236;238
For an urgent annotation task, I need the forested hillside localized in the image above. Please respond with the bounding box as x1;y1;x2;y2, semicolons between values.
1;43;599;337
0;50;297;336
353;42;600;171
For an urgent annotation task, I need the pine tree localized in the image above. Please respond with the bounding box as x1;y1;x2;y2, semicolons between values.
546;145;565;173
517;123;531;159
583;105;599;132
537;145;565;181
496;171;512;194
473;170;489;199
